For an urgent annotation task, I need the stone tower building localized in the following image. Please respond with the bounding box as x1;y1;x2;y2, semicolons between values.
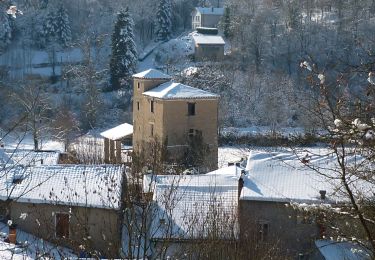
132;69;219;172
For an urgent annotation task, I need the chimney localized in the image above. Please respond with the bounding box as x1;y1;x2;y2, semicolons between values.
319;190;326;200
238;170;246;198
8;224;16;244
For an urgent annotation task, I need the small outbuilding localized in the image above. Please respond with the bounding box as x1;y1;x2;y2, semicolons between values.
192;32;225;61
100;123;133;164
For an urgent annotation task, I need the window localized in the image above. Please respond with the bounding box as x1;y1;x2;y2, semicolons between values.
137;82;141;89
150;123;154;137
188;129;195;137
137;102;140;111
188;103;195;116
151;100;154;113
257;220;269;241
55;213;70;238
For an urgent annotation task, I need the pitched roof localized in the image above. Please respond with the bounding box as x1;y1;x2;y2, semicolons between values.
315;240;372;260
192;34;225;45
240;149;347;203
132;69;172;79
142;82;219;100
0;148;13;165
195;7;224;15
0;222;77;259
145;166;240;240
0;165;124;209
100;123;133;141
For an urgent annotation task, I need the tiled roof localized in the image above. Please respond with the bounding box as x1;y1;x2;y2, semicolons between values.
240;149;363;203
146;166;240;240
143;82;219;100
0;165;124;209
133;69;172;79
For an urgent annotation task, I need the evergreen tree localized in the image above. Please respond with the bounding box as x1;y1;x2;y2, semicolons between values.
156;0;172;41
222;7;231;39
0;12;12;48
110;8;138;91
43;5;71;47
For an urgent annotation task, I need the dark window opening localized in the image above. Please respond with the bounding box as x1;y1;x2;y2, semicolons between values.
137;102;140;111
188;129;195;137
150;124;154;136
151;100;154;113
12;178;23;184
257;222;269;241
137;82;141;89
188;103;195;116
188;129;202;140
56;213;70;238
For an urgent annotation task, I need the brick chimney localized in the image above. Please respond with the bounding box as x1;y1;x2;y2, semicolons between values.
238;170;246;198
319;190;326;200
8;224;16;244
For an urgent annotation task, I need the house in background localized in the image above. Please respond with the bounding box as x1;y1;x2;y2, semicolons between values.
132;69;220;172
100;123;133;164
191;7;224;30
238;150;357;259
192;30;225;61
0;164;125;258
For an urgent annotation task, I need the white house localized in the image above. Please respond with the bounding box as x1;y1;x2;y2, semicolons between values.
191;7;224;29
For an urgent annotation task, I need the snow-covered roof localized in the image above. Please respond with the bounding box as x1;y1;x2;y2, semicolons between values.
143;82;219;100
4;149;59;166
0;222;77;259
240;149;348;203
195;7;224;15
132;69;172;79
146;166;240;240
315;240;372;260
0;165;124;209
0;148;13;165
192;34;225;45
100;123;133;141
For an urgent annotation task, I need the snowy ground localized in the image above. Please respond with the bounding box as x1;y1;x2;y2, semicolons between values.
0;222;76;259
221;126;306;138
1;132;64;151
137;31;195;74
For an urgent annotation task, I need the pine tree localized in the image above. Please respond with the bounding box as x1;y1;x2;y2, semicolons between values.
222;7;231;38
0;12;12;47
110;8;138;91
43;5;71;47
156;0;172;41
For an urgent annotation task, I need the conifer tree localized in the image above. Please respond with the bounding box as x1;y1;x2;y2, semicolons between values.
110;8;138;91
156;0;172;41
222;7;231;38
44;5;71;47
0;12;12;48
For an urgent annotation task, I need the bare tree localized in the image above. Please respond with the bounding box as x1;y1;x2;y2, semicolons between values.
297;59;375;253
9;80;52;151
